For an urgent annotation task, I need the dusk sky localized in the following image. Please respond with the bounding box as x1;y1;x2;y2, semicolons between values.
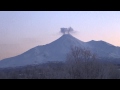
0;11;120;60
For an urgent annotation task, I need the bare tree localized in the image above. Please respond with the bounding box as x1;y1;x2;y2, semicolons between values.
0;46;120;79
66;46;120;79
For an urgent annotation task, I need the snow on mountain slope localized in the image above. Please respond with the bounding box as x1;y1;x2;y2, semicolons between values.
0;34;90;68
1;34;120;68
87;40;120;58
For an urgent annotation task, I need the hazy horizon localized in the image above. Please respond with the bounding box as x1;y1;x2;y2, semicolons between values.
0;11;120;60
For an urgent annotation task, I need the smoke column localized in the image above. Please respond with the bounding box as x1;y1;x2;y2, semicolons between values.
60;27;74;34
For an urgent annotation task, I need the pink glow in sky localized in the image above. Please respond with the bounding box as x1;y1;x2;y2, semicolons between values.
0;11;120;60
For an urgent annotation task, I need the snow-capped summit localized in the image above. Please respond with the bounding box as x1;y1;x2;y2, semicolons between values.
0;34;90;68
0;33;120;68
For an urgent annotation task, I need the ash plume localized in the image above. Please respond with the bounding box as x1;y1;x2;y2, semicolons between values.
60;27;74;34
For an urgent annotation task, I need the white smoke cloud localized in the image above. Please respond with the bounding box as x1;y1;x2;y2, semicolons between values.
60;27;74;34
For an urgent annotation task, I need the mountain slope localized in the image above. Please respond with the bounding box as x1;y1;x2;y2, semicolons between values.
0;34;90;68
1;34;120;68
87;40;120;58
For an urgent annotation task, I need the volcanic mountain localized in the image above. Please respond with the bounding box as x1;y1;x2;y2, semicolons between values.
0;34;120;68
0;34;90;68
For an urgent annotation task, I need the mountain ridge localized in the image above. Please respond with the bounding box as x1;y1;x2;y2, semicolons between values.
0;34;89;68
0;34;120;68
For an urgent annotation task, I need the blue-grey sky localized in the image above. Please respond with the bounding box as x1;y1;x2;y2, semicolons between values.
0;11;120;60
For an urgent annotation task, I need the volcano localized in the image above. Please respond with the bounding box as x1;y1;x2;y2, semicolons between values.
0;34;90;68
0;34;120;68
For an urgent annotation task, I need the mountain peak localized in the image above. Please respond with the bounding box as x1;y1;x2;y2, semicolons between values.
61;34;73;38
1;32;120;68
88;40;114;47
59;34;76;40
49;33;86;48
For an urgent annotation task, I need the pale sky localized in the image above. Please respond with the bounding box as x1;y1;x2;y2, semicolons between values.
0;11;120;60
